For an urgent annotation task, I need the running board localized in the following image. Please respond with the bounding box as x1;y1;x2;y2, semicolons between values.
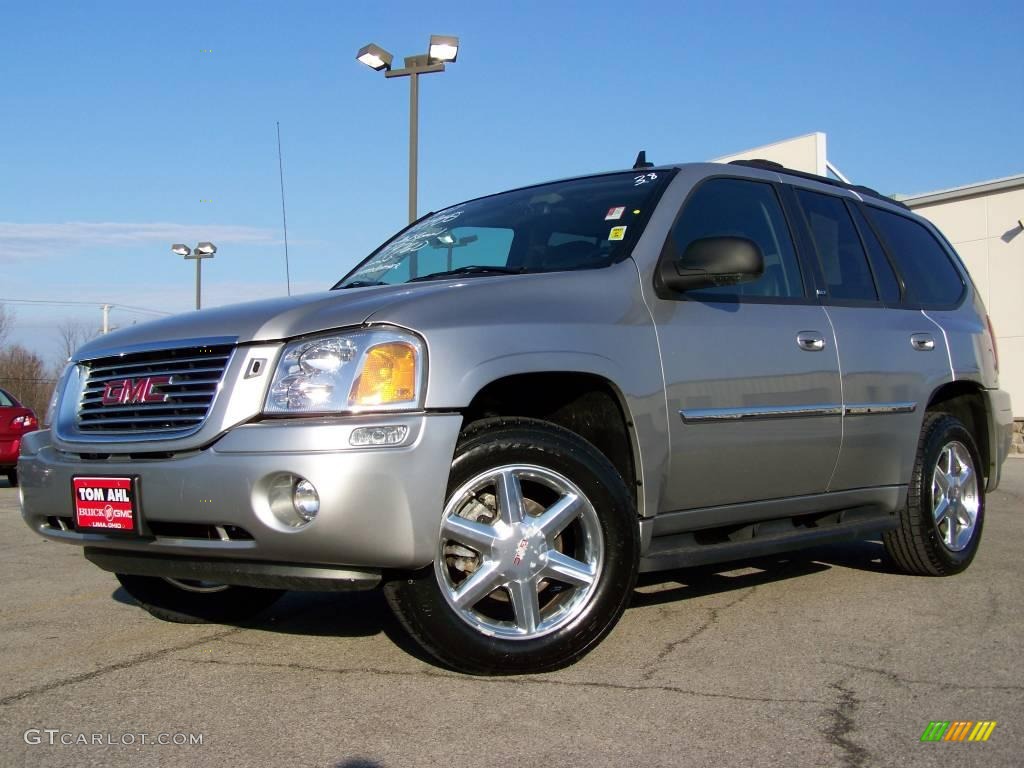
638;507;897;573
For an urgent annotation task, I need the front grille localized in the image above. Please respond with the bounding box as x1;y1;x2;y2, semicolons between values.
77;345;233;435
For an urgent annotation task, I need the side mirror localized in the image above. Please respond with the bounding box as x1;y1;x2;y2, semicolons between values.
658;236;764;293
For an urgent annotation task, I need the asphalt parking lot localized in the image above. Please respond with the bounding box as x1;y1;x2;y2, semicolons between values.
0;463;1021;768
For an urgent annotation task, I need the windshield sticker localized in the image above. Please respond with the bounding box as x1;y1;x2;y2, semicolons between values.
633;172;658;186
605;206;625;221
608;226;627;241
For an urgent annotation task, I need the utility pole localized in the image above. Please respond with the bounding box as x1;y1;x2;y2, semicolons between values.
101;304;111;334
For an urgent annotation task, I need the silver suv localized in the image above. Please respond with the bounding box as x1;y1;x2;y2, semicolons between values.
19;160;1014;674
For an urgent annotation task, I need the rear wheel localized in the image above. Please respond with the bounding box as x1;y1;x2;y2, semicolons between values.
5;469;17;487
115;573;284;624
884;413;984;576
385;417;639;675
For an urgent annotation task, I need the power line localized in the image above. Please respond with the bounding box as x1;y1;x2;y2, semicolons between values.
0;298;173;316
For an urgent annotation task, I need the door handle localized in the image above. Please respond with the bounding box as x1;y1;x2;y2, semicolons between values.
796;331;826;352
911;333;936;351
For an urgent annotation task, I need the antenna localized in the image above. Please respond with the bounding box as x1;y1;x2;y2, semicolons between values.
633;150;654;170
276;121;292;296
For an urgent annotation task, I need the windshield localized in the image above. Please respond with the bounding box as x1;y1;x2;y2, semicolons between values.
335;170;674;287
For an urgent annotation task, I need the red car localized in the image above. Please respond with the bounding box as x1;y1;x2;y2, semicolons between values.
0;387;38;487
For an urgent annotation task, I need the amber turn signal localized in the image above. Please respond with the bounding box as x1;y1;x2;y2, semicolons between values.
349;342;418;406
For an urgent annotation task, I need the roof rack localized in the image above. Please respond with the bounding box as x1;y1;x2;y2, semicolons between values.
727;159;908;210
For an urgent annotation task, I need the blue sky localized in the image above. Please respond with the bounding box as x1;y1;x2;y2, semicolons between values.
1;0;1021;364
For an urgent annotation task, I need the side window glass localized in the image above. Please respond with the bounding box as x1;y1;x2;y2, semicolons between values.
796;190;877;302
865;207;965;306
848;205;900;303
672;178;804;299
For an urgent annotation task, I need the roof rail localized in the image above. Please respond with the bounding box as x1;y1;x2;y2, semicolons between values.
727;159;908;210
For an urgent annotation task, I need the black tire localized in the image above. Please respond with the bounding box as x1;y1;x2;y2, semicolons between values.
116;573;284;624
884;413;985;576
6;469;17;487
385;417;639;675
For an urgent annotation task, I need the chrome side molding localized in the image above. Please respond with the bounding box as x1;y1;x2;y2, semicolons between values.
680;402;917;423
843;402;917;416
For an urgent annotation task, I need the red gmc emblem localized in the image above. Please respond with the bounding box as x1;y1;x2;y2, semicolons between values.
101;376;171;405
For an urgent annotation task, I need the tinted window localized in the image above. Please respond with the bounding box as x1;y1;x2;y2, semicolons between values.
796;190;877;302
866;207;965;306
0;390;13;407
673;178;803;299
849;205;900;303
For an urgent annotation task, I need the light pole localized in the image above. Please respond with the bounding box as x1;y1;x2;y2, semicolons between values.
357;35;459;223
171;242;217;310
432;233;478;270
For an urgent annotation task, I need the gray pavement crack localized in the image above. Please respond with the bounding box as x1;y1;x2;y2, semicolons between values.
0;627;242;706
177;656;825;706
827;660;1024;692
824;679;870;768
640;586;757;682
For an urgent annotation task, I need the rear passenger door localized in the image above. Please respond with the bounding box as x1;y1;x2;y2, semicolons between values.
789;188;952;490
652;177;843;513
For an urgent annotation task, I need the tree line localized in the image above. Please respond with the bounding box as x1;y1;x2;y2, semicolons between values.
0;305;98;416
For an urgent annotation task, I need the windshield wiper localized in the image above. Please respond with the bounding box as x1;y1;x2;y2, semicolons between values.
408;265;526;282
337;280;388;289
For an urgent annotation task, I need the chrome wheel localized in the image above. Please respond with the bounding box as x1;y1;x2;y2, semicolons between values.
931;440;979;552
435;464;604;640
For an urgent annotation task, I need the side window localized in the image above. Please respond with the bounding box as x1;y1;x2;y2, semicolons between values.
796;190;877;302
848;205;900;304
865;207;965;306
672;178;804;299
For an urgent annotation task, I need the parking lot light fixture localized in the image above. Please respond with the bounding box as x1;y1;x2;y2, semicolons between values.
357;36;459;224
357;43;393;72
428;35;459;63
171;242;217;310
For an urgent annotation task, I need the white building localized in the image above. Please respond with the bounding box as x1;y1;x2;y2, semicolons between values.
716;134;1023;421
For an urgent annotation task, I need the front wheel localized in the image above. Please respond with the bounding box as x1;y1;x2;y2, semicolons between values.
884;413;985;576
116;573;284;624
385;417;639;675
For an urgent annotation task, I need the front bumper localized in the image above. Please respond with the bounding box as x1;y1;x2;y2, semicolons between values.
19;413;463;573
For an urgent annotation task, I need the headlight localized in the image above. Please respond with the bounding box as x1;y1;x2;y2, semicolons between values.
264;328;425;414
44;363;74;428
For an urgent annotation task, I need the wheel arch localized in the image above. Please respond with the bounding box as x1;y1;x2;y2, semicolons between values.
925;381;991;485
461;371;644;515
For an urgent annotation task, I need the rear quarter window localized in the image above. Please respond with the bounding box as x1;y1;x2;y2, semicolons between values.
865;206;965;307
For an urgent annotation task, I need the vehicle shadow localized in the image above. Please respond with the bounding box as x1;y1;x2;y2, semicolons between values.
109;539;897;665
631;539;896;608
113;583;438;664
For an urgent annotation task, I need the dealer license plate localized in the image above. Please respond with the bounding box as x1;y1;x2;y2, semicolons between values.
72;476;139;534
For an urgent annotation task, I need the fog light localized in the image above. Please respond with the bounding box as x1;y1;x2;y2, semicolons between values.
268;474;319;527
293;479;320;521
349;424;409;446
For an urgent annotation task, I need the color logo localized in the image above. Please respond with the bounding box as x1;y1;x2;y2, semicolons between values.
920;721;997;742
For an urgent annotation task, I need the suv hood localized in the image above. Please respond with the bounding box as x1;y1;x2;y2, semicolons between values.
72;283;458;360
